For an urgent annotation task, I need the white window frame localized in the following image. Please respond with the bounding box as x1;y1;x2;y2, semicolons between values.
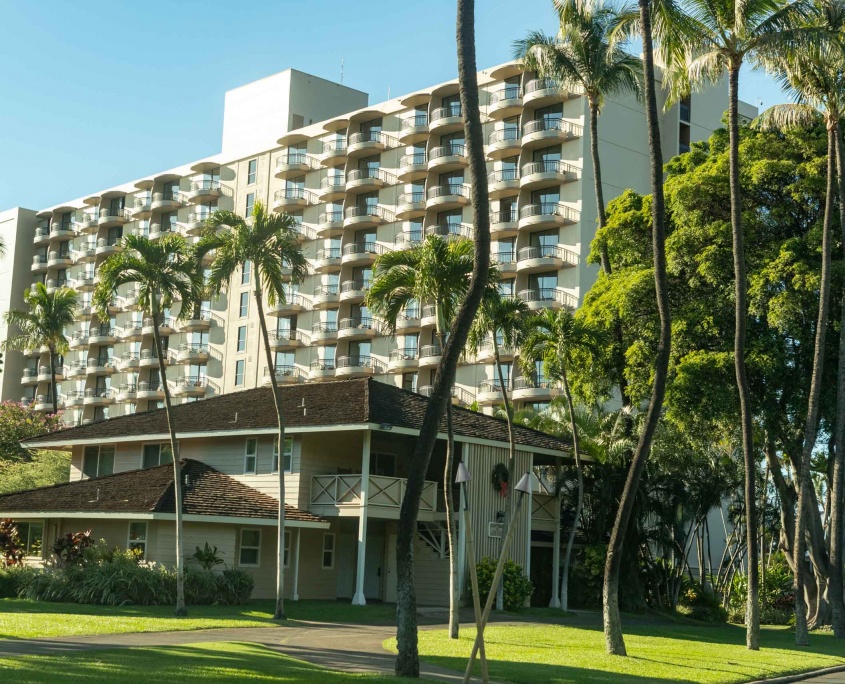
239;292;249;318
247;159;257;185
128;521;148;559
243;438;258;475
237;325;247;352
272;437;294;473
239;528;261;567
234;359;245;387
141;442;174;469
241;260;251;285
321;532;335;570
17;521;44;558
81;444;116;479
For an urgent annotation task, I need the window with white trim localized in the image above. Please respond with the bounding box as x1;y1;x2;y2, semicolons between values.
142;443;173;469
239;292;249;317
241;260;251;285
272;437;294;473
244;438;258;475
82;445;115;478
239;529;261;566
247;160;257;185
322;533;335;569
17;522;43;557
128;521;148;559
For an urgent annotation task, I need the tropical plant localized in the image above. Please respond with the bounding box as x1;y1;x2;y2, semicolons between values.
197;201;306;621
474;556;534;611
0;450;70;495
192;542;225;571
2;284;78;415
0;519;24;566
0;401;63;464
52;529;94;566
394;0;492;674
521;308;600;612
94;233;204;616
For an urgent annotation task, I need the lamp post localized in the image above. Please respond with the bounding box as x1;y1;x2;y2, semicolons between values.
462;471;533;684
455;462;489;684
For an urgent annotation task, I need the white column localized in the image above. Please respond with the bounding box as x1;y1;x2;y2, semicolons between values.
352;430;372;605
292;527;302;601
549;457;562;608
457;477;468;599
524;465;533;608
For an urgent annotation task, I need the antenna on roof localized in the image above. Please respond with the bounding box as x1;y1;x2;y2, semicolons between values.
387;86;391;100
230;412;238;423
340;58;344;84
300;398;307;417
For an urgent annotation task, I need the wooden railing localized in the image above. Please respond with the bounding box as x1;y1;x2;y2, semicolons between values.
311;474;437;514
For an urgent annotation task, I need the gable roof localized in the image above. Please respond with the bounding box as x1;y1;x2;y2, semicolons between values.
0;459;326;526
23;378;571;454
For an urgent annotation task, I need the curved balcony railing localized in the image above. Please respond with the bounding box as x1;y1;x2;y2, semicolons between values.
309;359;336;371
178;342;208;354
493;250;516;265
489;169;519;184
321;138;347;154
318;210;343;224
276;153;317;169
521;160;579;177
488;128;521;145
339;316;379;332
348;130;388;146
344;205;393;221
524;77;559;95
518;202;580;223
390;347;420;360
190;179;221;193
340;279;372;293
397;191;425;205
522;118;584;137
431;104;463;122
489;85;522;104
394;231;423;247
517;244;578;265
399;152;427;167
478;379;509;393
346;167;395;184
426;184;471;201
401;113;428;128
320;176;346;190
264;365;301;379
336;355;384;372
316;247;341;260
342;242;385;257
518;287;578;309
313;284;339;298
312;320;338;334
419;344;443;358
429;144;466;159
274;187;317;203
513;376;558;390
425;223;472;239
269;329;301;343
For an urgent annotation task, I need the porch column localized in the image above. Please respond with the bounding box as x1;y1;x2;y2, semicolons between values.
292;527;302;601
352;430;372;605
457;477;468;599
549;456;562;608
524;468;533;608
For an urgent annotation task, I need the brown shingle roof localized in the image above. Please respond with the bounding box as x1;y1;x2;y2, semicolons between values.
0;459;326;525
23;378;570;453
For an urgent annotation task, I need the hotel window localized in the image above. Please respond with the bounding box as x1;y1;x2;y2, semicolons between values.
128;522;148;559
235;359;245;386
142;443;174;468
237;325;247;352
247;159;257;184
272;437;294;473
245;192;255;218
82;444;115;479
17;522;43;557
239;292;249;317
239;529;261;566
241;260;251;285
243;438;258;475
322;533;335;569
402;372;418;393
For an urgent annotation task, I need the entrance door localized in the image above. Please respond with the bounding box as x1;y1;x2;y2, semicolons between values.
384;531;398;602
365;526;385;600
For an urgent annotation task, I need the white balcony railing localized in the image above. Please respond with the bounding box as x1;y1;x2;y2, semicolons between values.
310;474;437;514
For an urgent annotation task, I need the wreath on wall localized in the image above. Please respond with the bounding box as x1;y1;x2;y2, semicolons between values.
491;463;510;498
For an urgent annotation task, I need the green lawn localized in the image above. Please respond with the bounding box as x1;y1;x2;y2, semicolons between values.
404;623;845;684
0;642;424;684
0;599;397;639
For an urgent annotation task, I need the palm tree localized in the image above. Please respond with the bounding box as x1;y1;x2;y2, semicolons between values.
3;284;78;414
756;14;845;641
514;0;640;274
93;233;203;617
661;0;815;650
520;308;600;612
368;235;496;639
197;201;307;621
602;0;672;657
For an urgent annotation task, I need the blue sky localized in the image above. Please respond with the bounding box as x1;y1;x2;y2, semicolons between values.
0;0;783;211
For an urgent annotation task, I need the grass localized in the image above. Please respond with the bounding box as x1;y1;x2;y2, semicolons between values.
0;641;428;683
0;599;397;639
399;623;845;684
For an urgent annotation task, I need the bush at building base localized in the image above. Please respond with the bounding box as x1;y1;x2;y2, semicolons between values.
474;556;534;611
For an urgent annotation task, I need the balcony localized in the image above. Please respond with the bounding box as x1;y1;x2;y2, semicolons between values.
117;352;140;371
98;207;130;228
36;365;65;383
179;310;214;332
429;104;463;133
398;113;429;144
492;250;517;275
46;278;70;293
310;473;438;520
320;138;348;166
316;210;344;238
345;167;395;193
477;379;508;405
33;226;51;246
311;320;338;344
119;290;142;311
69;331;89;351
490;210;519;238
183;211;213;236
49;223;76;240
421;304;437;328
293;222;316;243
425;223;471;241
34;394;62;412
73;214;99;233
31;255;48;273
141;317;175;336
517;244;578;273
115;383;138;402
139;348;167;368
131;195;153;219
343;205;392;229
341;241;385;266
419;384;475;407
96;236;122;257
67;361;88;379
311;285;340;309
273;187;317;212
73;241;97;262
335;355;384;378
314;247;342;273
309;359;336;381
418;344;443;369
395;192;426;219
388;347;420;372
396;307;422;331
347;130;389;156
64;390;85;408
488;168;520;199
69;273;94;291
47;251;73;268
394;231;423;251
397;152;428;182
318;176;346;202
172;376;211;398
426;184;471;210
518;202;579;230
338;316;379;341
267;293;310;316
84;387;114;406
488;85;523;119
183;180;221;204
518;287;578;311
151;190;184;213
339;279;371;303
88;325;118;345
512;376;561;402
427;144;468;173
86;356;116;375
475;339;515;363
176;343;209;364
262;365;304;386
520;160;579;189
268;329;305;351
523;78;566;107
136;381;165;401
20;368;38;386
522;118;583;147
275;153;318;179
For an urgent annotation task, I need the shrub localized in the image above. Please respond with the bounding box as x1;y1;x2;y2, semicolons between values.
677;580;727;623
727;552;794;625
0;519;24;566
474;556;534;611
192;542;225;571
0;565;38;598
217;569;255;605
52;530;94;567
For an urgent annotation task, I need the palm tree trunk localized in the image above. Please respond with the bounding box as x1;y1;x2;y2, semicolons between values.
794;123;836;645
48;345;58;415
151;300;186;617
493;336;514;612
254;271;287;621
589;99;610;273
602;0;670;655
831;124;845;639
395;0;490;674
559;366;582;613
441;331;459;640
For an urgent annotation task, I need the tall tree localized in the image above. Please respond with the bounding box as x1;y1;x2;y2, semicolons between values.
521;308;599;611
94;233;203;617
393;0;491;674
602;0;671;656
198;202;307;620
662;0;813;649
3;284;78;415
